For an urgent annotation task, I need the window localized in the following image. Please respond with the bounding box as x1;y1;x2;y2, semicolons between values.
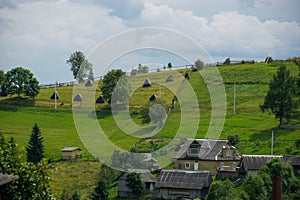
188;148;200;154
185;162;190;169
232;162;237;170
220;162;224;170
226;149;231;157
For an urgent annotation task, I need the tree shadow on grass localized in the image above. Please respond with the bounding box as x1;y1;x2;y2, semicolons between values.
0;96;35;111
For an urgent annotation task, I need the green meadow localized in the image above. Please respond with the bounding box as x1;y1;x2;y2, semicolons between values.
1;61;300;198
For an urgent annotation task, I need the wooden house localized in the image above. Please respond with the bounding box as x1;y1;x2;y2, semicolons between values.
173;139;240;175
118;172;156;198
61;147;82;160
283;155;300;176
154;169;212;199
239;155;283;175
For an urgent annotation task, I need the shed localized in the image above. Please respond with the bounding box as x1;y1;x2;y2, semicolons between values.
50;91;60;99
149;94;157;101
73;93;82;102
239;155;283;174
283;155;300;175
96;95;105;104
0;174;18;187
166;74;173;82
61;147;82;160
85;80;93;87
118;172;156;198
143;79;151;87
154;169;212;200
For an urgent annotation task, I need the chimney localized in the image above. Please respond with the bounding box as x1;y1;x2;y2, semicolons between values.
272;176;282;200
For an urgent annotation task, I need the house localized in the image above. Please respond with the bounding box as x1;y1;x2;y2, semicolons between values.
154;169;212;200
239;155;283;174
0;173;19;198
61;147;82;160
173;139;240;175
283;155;300;176
118;172;156;198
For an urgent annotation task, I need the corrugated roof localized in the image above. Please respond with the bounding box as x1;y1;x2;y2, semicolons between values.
61;147;81;152
283;155;300;166
172;139;239;161
240;155;283;170
155;170;212;190
0;174;18;186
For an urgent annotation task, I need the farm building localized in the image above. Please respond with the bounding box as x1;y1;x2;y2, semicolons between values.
118;172;156;198
61;147;82;160
154;169;212;199
96;95;105;103
239;155;283;174
173;139;240;175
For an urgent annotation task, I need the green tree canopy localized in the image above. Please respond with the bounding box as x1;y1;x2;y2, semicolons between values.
194;59;204;71
137;63;149;74
90;180;108;200
2;67;40;99
261;64;296;126
101;69;130;104
167;62;172;70
0;70;4;85
227;134;240;146
126;173;145;198
66;51;93;83
26;123;44;164
0;135;54;199
205;179;235;200
241;174;268;200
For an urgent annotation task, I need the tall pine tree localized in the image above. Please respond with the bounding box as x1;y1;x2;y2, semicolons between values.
26;123;44;163
261;64;296;126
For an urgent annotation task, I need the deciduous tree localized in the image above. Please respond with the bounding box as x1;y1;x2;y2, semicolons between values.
194;59;204;71
0;135;54;199
66;51;93;83
205;179;235;200
261;64;296;126
101;69;130;104
90;180;108;200
126;173;145;198
2;67;40;99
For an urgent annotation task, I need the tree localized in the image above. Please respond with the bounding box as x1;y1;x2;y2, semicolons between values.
261;64;296;126
0;70;4;85
2;67;40;99
126;173;145;198
167;62;172;70
194;59;204;71
0;70;6;96
140;101;167;126
71;191;80;200
241;174;268;200
111;150;150;171
66;51;93;83
90;180;108;200
26;123;44;164
227;134;240;146
101;69;130;104
205;179;235;200
0;135;54;199
137;63;148;74
295;138;300;149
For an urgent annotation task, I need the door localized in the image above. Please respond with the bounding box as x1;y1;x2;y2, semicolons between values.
194;160;199;171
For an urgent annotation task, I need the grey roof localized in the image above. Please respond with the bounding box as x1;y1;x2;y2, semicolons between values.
283;155;300;166
240;155;283;170
155;170;212;190
173;139;240;161
0;174;18;186
61;147;81;152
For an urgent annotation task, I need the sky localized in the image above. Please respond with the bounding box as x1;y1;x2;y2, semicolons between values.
0;0;300;84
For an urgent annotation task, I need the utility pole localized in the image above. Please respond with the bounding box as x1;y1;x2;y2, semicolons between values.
271;130;274;155
233;82;236;114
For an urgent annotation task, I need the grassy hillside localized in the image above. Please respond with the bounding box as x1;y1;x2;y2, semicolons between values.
1;61;299;199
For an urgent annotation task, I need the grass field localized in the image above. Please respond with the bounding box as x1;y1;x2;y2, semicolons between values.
1;61;300;198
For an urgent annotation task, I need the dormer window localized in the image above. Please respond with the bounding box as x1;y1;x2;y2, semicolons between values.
226;149;231;157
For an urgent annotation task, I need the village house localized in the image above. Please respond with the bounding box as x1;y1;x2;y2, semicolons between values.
239;155;283;175
61;147;81;160
173;139;240;175
154;169;212;200
118;172;156;198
